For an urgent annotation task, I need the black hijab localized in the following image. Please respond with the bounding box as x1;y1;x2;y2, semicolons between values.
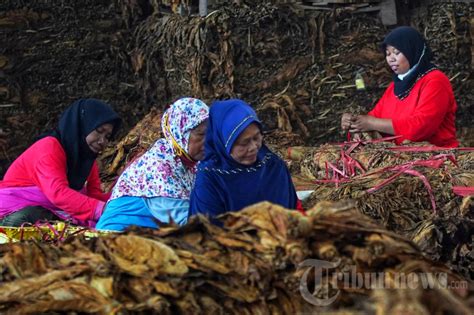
382;26;437;100
41;99;121;190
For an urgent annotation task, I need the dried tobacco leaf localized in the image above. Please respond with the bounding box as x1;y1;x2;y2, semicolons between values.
104;235;188;277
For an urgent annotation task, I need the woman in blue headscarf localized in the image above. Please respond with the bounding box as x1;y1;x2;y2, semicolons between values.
189;99;299;218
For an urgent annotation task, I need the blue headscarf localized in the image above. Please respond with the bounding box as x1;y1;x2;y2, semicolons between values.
40;99;121;190
382;26;437;100
189;99;297;218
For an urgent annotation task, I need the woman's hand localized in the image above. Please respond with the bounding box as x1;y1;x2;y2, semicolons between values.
350;115;395;135
341;113;353;131
349;115;376;132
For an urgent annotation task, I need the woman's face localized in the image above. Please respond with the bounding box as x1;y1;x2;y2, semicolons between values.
187;121;208;161
86;123;114;154
385;45;410;75
230;123;263;165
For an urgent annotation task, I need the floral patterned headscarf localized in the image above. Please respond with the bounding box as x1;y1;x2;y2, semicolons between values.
111;98;209;200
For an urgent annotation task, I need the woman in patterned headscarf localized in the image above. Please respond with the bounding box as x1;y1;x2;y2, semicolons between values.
341;26;458;147
96;97;209;231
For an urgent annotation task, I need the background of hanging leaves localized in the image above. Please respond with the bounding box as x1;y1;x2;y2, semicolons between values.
0;0;472;177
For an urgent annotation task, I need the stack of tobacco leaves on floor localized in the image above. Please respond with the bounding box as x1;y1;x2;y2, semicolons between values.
297;142;474;280
0;201;473;314
287;141;473;180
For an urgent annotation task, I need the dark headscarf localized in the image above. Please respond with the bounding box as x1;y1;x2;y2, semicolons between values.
41;99;121;190
189;99;297;217
382;26;437;99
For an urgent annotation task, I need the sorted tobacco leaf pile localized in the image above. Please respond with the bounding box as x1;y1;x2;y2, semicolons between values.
299;142;474;280
287;141;473;180
0;201;473;314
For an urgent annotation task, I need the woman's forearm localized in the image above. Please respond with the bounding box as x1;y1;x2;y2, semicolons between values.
350;115;395;135
369;117;395;135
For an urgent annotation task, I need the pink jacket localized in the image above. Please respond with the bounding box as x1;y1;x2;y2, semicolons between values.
0;137;109;222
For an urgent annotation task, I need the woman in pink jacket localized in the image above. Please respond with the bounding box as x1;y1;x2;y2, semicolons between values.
0;98;121;227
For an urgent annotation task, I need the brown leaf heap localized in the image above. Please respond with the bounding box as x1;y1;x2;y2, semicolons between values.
0;201;473;314
298;142;474;281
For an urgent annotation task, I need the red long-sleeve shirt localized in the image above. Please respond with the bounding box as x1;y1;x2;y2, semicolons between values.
368;70;458;147
0;137;110;221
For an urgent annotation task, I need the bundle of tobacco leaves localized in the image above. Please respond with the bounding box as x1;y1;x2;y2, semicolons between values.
287;141;474;180
299;142;474;280
0;201;472;314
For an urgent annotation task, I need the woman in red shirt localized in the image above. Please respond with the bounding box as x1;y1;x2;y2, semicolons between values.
341;26;458;148
0;99;121;227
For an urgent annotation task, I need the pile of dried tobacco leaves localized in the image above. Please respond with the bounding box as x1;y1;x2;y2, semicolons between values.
1;201;473;314
293;141;474;281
